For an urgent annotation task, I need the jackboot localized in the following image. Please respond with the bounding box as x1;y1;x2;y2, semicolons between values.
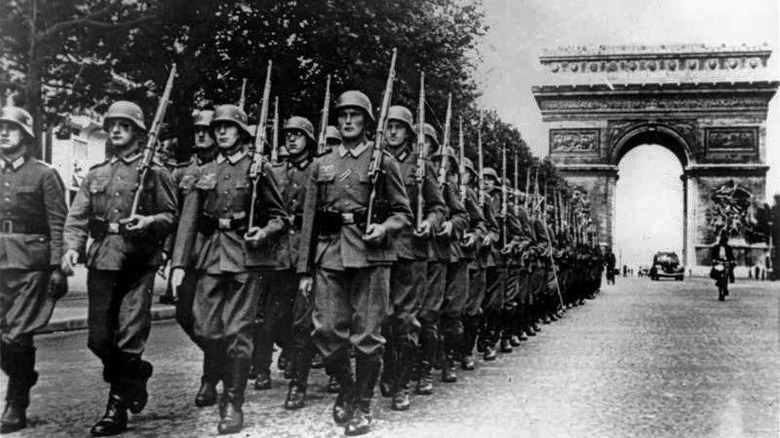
90;392;127;437
392;342;415;411
254;369;272;390
345;354;381;436
284;347;313;410
378;333;395;398
460;316;478;370
415;328;436;395
195;350;222;407
326;374;341;393
441;352;457;383
127;359;153;414
218;358;249;435
500;335;513;353
327;349;355;426
1;345;37;434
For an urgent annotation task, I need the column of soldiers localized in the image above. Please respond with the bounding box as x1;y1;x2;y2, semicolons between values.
0;67;605;437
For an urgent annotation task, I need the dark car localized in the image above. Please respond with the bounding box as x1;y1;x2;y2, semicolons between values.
649;252;684;281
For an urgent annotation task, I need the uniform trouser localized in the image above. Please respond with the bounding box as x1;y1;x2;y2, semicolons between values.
512;270;532;335
288;269;316;389
481;266;506;347
174;269;198;341
382;259;425;392
312;266;390;359
501;266;521;339
416;262;446;372
0;270;53;404
87;268;155;382
253;269;296;374
440;261;469;357
192;270;265;359
461;268;486;357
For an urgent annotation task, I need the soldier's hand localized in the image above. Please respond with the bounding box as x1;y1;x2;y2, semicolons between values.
244;227;267;247
170;267;185;296
47;269;68;300
121;215;154;235
461;232;477;249
61;249;80;276
436;221;453;237
298;275;314;301
413;220;432;238
362;223;387;244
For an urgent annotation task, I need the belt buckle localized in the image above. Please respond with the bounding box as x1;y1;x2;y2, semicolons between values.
108;223;120;234
1;220;12;233
218;218;232;230
341;212;354;225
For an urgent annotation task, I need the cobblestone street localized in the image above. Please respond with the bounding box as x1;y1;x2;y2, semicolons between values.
3;277;778;438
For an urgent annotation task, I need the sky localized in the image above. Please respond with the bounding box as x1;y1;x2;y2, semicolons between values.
476;0;780;200
475;0;779;265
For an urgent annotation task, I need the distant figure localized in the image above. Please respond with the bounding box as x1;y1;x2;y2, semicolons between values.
604;248;616;285
754;266;760;280
710;231;735;301
622;265;627;277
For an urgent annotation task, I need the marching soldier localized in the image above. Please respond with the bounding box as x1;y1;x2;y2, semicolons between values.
479;167;506;360
0;107;68;434
167;109;223;407
381;106;446;410
170;104;287;434
459;157;497;369
62;101;178;436
500;191;533;352
430;145;471;383
297;90;412;436
262;115;318;410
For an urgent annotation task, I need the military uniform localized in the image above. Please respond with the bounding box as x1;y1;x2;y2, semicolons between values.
382;109;446;410
480;178;509;359
64;101;178;436
297;90;412;435
0;106;68;433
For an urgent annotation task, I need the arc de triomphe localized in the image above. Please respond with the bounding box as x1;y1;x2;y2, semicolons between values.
533;44;777;269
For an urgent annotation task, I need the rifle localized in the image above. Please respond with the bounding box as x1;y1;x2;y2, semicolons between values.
238;78;248;111
437;94;453;187
129;64;177;217
513;148;519;214
365;48;398;234
533;167;540;217
271;96;280;164
316;75;331;157
500;143;508;248
477;112;485;208
246;61;273;232
458;117;466;204
414;72;426;229
524;164;530;210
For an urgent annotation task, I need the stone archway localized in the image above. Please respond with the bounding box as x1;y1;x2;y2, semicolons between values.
532;44;778;270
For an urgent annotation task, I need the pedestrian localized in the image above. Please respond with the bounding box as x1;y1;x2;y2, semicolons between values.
604;247;616;285
296;90;412;436
709;231;735;301
170;104;287;434
380;106;445;411
62;101;178;436
0;106;68;434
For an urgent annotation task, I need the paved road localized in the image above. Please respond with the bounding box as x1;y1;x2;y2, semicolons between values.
2;277;778;438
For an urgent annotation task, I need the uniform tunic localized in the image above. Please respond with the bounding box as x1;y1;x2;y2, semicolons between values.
297;143;412;358
0;154;67;346
172;147;286;358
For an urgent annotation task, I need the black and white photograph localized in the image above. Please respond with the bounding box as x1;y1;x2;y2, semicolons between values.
0;0;778;437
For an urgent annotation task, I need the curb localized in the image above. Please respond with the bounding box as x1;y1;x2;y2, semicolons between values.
36;305;177;335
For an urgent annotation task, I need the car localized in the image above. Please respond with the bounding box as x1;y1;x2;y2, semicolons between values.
649;252;684;281
638;266;650;277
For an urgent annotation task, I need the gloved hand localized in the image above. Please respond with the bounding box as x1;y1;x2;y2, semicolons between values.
47;268;68;300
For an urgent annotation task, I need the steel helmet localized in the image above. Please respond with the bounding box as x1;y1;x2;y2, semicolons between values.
463;157;477;175
483;167;499;182
283;116;316;142
334;90;375;123
325;125;342;142
387;105;414;132
431;146;459;167
412;123;439;148
0;106;34;139
103;101;146;132
211;104;251;137
193;110;214;128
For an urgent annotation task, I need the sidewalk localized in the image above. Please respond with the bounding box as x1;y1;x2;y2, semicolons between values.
36;267;176;335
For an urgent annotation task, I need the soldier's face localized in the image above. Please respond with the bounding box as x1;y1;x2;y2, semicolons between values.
285;130;308;156
213;122;241;149
484;176;496;191
0;122;24;151
337;108;365;140
464;172;472;185
193;126;214;149
386;120;409;148
107;119;137;148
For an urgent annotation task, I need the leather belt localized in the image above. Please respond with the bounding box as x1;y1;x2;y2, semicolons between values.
0;219;48;235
